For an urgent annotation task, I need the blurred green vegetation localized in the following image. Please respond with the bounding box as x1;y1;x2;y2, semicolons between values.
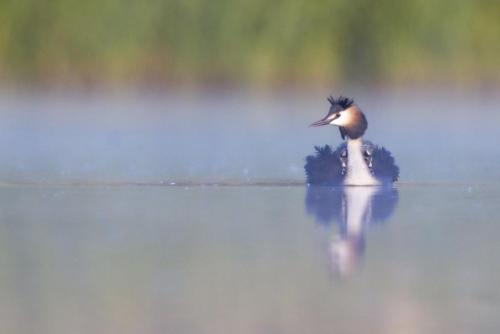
0;0;499;86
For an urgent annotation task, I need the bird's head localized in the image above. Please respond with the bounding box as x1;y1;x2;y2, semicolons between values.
310;96;368;140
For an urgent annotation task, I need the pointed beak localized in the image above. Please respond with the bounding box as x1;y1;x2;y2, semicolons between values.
309;116;330;127
310;114;336;127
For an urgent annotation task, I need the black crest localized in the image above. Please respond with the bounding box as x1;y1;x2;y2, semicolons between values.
327;96;354;110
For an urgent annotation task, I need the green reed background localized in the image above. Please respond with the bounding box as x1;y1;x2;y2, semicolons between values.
0;0;498;86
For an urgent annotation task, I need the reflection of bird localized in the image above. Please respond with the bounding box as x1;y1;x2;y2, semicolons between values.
305;96;399;185
306;185;399;277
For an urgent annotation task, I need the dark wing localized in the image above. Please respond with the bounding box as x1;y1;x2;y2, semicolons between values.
363;141;399;183
304;143;347;185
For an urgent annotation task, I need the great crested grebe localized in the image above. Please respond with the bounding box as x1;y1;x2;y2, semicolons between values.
305;96;399;186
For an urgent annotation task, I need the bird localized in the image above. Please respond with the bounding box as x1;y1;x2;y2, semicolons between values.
305;96;399;186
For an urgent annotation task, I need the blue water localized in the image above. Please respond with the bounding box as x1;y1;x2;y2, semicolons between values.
0;88;499;184
0;88;499;333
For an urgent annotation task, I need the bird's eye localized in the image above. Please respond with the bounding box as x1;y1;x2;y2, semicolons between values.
336;113;341;118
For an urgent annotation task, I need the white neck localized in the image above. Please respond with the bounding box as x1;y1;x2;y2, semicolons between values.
343;138;380;186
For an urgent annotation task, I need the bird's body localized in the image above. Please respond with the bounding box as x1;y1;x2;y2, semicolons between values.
305;96;399;186
344;138;379;185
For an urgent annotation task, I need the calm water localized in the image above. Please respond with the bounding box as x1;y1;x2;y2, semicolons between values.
0;88;499;333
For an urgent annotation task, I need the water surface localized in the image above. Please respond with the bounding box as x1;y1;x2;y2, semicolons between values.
0;89;499;333
0;184;498;333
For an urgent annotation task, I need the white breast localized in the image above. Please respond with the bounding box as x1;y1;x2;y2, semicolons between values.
343;138;380;186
